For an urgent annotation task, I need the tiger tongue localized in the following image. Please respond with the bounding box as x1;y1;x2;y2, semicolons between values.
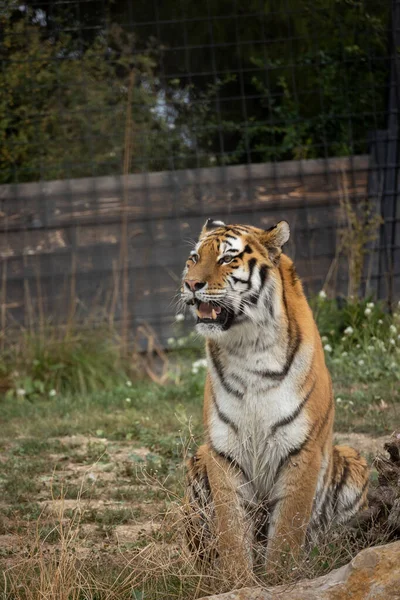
198;302;221;320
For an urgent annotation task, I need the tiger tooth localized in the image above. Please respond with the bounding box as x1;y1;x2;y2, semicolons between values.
211;308;217;320
196;309;202;318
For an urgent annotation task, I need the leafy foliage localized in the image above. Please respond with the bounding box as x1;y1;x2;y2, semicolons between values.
0;6;197;182
1;0;389;182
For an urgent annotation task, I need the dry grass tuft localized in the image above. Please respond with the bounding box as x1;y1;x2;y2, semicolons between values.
1;459;394;600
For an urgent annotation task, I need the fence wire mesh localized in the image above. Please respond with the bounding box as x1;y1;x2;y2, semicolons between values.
0;0;399;346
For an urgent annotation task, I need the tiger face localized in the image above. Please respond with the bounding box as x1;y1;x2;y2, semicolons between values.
181;219;290;336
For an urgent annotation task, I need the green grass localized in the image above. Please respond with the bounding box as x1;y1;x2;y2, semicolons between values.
315;296;400;434
0;298;399;599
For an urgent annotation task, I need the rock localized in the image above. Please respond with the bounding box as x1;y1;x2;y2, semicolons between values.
199;541;400;600
348;431;400;541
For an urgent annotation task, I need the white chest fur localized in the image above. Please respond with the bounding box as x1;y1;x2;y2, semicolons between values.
207;336;314;499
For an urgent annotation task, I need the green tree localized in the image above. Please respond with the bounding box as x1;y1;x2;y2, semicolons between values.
0;5;199;183
1;0;390;181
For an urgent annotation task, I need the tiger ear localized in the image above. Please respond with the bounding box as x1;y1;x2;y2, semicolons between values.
200;218;226;238
260;221;290;263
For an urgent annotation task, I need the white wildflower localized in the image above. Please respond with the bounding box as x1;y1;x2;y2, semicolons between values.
49;389;57;397
364;308;372;316
125;398;131;403
344;326;354;335
348;400;354;406
378;319;383;325
336;397;342;404
321;335;328;342
390;324;397;334
318;290;327;299
167;337;175;345
367;345;374;351
341;351;348;357
16;388;26;397
323;344;332;353
177;338;185;347
390;338;396;346
366;302;375;309
191;367;198;375
192;358;207;370
356;344;361;349
358;359;364;366
126;380;132;387
175;313;185;322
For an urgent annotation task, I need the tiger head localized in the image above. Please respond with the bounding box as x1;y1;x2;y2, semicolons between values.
181;219;290;337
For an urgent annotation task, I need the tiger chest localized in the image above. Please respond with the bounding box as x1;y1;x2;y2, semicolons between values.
208;372;310;493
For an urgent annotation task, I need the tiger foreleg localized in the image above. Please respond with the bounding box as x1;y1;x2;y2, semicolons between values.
264;450;322;577
185;444;254;585
207;446;254;584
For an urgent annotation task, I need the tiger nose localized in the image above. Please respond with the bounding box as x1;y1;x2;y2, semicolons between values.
184;280;207;292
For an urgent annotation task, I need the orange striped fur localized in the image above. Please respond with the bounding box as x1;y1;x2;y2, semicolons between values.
181;220;369;582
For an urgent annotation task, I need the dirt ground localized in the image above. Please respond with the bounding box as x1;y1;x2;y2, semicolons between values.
0;431;389;573
0;435;170;571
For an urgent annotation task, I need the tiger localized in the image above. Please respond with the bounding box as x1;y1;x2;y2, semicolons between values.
180;218;369;584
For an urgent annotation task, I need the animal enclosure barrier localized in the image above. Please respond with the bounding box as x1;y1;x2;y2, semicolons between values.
1;153;396;347
1;0;399;347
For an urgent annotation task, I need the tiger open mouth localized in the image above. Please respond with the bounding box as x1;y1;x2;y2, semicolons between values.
194;300;234;329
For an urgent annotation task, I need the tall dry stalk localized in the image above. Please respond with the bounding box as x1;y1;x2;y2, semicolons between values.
1;259;7;351
119;70;135;355
65;253;77;339
35;262;45;336
338;172;382;299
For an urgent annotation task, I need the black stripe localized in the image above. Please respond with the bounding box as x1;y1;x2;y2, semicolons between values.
273;431;313;486
318;456;337;529
229;226;250;234
321;463;368;528
231;275;249;285
254;267;302;379
211;389;239;434
256;321;301;380
265;288;275;318
313;462;332;521
259;264;268;288
341;479;368;514
208;342;243;400
270;379;316;436
289;264;299;288
248;264;268;304
333;458;351;510
228;228;246;236
247;257;257;290
210;443;249;481
225;234;238;241
254;496;283;544
249;293;259;304
235;244;253;259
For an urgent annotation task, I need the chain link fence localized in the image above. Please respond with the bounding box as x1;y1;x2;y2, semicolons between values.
0;0;399;346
